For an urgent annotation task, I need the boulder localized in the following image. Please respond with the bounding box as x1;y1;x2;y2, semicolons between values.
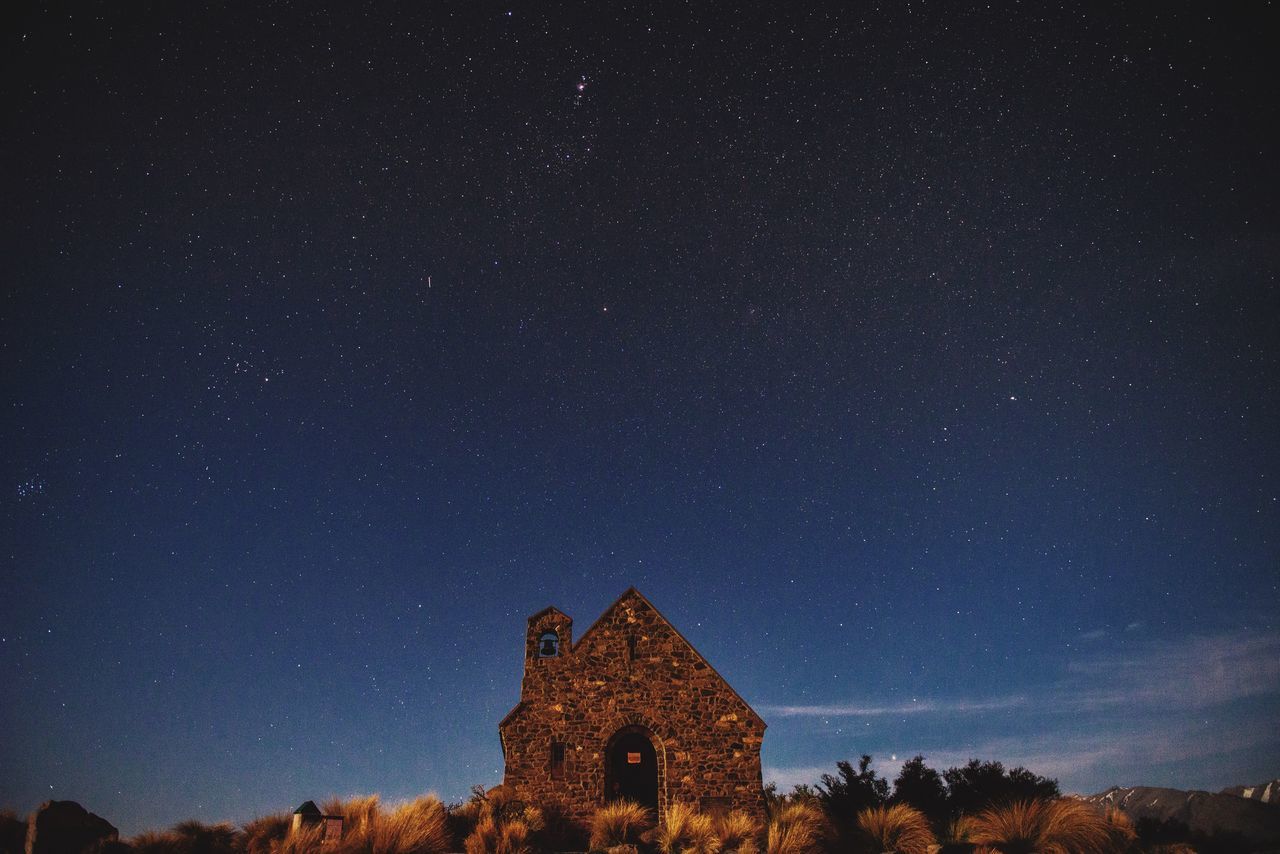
25;801;118;854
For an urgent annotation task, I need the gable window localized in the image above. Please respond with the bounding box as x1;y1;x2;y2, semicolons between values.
537;631;560;657
550;741;567;779
627;634;637;661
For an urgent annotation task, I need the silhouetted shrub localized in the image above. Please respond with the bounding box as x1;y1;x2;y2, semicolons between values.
889;756;949;829
1134;815;1257;854
816;756;888;846
942;760;1059;818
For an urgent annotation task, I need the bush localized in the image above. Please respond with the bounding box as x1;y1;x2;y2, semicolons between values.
943;761;1059;818
590;801;654;851
889;756;949;829
816;757;889;821
854;804;935;854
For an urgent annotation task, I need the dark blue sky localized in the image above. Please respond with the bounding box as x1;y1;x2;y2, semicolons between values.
2;1;1277;836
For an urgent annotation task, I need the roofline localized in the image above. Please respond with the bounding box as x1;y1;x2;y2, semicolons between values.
573;586;767;729
499;700;524;729
528;605;572;622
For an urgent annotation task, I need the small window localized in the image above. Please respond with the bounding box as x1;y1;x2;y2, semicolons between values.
627;634;637;661
537;631;560;657
550;741;567;779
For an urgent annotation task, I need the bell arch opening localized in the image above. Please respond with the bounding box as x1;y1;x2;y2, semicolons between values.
604;725;660;814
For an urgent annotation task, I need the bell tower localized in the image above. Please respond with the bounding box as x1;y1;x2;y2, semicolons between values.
525;605;573;664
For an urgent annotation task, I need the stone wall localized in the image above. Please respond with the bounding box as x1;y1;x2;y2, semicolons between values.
499;589;766;827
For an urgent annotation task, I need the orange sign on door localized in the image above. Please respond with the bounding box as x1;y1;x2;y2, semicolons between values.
627;752;642;764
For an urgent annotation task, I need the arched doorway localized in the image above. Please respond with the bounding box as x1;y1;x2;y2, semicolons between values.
604;725;659;812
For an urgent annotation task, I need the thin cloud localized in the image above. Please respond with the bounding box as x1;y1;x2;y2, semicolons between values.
761;631;1280;720
760;696;1028;718
1061;631;1280;712
759;630;1280;796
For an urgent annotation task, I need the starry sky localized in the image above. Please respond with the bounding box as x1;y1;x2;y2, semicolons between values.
2;1;1278;837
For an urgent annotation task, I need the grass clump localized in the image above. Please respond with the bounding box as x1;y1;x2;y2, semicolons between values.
967;798;1112;854
130;820;238;853
590;800;654;851
454;785;544;854
714;810;760;854
464;815;532;854
1102;807;1136;851
655;803;718;854
240;814;290;854
765;802;827;854
284;793;448;854
854;803;935;854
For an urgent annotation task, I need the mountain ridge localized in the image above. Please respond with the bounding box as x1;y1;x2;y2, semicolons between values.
1079;781;1280;846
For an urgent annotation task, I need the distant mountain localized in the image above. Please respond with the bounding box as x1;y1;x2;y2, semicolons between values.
1224;779;1280;805
1081;784;1280;846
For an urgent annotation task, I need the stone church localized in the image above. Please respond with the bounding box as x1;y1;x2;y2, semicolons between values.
499;588;766;824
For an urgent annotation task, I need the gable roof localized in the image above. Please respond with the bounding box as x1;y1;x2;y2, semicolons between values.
528;605;572;623
500;587;766;731
573;587;765;728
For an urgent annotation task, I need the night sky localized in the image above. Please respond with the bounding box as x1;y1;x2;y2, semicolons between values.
2;1;1277;837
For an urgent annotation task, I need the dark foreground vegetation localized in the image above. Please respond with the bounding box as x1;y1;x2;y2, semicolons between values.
3;755;1274;854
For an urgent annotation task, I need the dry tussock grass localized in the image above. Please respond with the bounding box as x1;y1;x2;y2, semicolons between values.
715;810;761;854
275;821;326;854
1102;806;1136;850
968;798;1114;854
130;820;238;853
855;803;936;854
463;815;532;854
589;800;654;850
281;793;449;854
241;814;291;854
655;803;719;854
764;802;827;854
946;813;979;843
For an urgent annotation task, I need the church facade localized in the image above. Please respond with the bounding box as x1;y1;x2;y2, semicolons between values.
499;588;766;825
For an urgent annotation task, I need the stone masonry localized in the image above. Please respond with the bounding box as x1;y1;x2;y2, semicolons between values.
499;588;766;826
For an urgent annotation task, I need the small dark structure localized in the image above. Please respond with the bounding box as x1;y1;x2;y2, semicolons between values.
500;588;766;825
291;801;343;843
